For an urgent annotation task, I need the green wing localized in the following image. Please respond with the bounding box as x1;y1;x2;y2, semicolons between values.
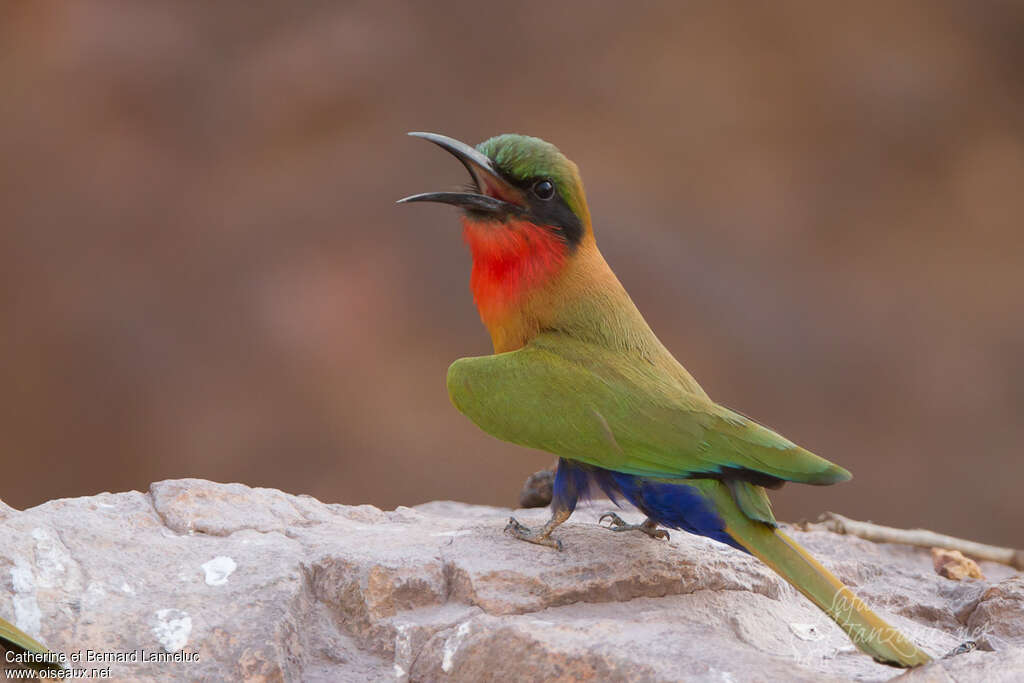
447;332;850;486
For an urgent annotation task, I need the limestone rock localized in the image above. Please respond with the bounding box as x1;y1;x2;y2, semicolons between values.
0;480;1021;681
932;548;985;581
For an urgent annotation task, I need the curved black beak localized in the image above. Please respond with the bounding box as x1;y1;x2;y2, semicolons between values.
397;132;525;216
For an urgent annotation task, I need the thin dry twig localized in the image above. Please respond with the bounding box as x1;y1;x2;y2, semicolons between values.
799;512;1024;569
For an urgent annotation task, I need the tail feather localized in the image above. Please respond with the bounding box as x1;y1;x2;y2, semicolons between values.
561;463;933;667
715;493;932;667
0;616;63;671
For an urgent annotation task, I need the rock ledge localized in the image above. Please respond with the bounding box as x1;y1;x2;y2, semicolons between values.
1;479;1021;681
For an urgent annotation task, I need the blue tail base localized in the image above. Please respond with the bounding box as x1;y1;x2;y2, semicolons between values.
552;458;746;552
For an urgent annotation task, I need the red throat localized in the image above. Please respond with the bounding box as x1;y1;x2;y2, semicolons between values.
462;216;569;326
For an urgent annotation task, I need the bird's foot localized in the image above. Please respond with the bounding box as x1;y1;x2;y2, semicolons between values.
504;516;564;550
944;641;977;658
598;512;670;540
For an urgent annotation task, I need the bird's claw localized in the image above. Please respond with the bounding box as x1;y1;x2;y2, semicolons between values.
598;512;669;540
944;641;976;658
504;516;563;550
599;512;629;529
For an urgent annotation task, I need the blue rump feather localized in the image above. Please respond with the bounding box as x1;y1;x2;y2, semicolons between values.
551;458;746;552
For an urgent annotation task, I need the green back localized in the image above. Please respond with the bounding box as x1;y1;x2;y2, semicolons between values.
447;332;850;495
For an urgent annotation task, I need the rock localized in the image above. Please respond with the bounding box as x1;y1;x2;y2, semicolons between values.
517;468;555;509
966;577;1024;651
0;480;1021;681
932;548;985;581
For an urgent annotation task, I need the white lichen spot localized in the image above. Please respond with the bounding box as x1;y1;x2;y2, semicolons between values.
9;561;34;593
30;528;75;589
789;622;824;641
201;556;237;586
84;581;106;607
441;621;471;673
121;581;134;594
393;622;413;681
152;608;192;652
10;561;41;636
714;669;736;683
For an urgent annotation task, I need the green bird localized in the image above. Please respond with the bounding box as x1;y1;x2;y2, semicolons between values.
399;132;932;667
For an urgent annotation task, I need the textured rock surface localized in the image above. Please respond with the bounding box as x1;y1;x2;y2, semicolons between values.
0;480;1021;681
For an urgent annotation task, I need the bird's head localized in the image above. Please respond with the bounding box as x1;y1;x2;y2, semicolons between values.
399;132;595;349
398;131;591;248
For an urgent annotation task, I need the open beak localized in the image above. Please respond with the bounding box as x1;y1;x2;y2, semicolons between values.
397;132;525;216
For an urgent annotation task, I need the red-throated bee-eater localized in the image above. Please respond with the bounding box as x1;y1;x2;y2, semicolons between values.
399;132;931;667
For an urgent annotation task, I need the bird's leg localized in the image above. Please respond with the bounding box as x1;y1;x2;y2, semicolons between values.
598;512;670;541
505;507;571;550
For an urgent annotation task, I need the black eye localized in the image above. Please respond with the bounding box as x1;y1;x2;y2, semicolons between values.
532;179;555;200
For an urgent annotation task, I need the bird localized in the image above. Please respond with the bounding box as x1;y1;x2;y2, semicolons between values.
398;131;932;667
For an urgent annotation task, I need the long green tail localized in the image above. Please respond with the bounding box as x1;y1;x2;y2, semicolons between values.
710;486;932;667
0;616;62;671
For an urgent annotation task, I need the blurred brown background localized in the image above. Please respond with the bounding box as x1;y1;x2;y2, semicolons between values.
1;2;1021;544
